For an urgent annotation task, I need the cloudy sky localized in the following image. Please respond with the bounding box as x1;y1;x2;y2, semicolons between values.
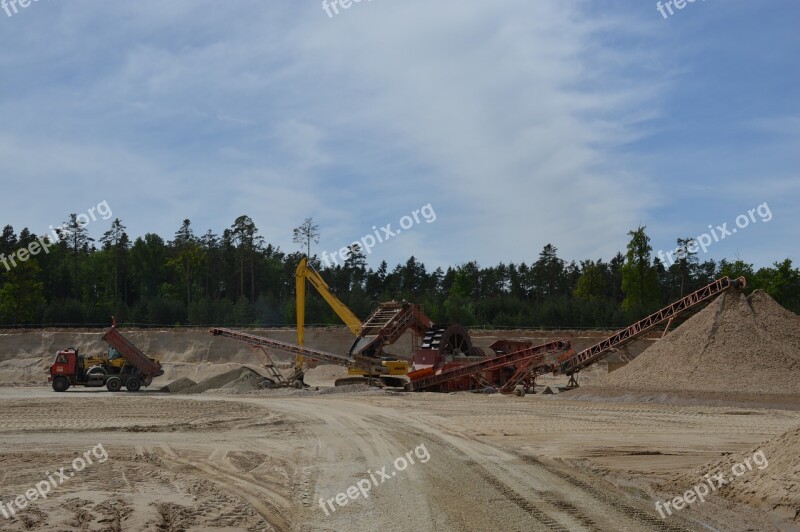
1;0;798;270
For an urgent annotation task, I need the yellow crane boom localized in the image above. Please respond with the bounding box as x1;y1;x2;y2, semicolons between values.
295;256;363;368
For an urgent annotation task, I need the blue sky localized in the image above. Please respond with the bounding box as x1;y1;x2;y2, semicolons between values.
1;0;797;270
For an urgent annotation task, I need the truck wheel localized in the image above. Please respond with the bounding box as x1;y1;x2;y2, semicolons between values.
52;377;70;392
126;377;142;392
106;377;122;392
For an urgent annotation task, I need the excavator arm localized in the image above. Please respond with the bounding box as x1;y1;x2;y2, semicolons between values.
295;257;436;379
295;257;363;368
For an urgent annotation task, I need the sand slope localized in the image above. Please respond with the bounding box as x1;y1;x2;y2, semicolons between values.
664;424;800;524
595;289;800;395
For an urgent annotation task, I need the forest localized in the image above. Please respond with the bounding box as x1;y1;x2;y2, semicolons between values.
0;215;797;328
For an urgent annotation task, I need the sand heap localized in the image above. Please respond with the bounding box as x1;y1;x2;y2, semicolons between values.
158;377;196;393
664;424;800;524
162;367;272;394
595;289;800;395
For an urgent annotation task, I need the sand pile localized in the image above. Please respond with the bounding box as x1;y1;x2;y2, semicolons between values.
663;425;800;524
219;369;271;392
174;367;270;394
158;377;196;393
749;289;800;346
595;289;800;395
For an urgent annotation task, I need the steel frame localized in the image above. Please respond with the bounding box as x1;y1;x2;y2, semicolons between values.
558;276;745;375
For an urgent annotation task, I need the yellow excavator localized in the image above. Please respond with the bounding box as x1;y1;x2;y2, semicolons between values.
295;256;411;385
211;258;481;388
82;347;128;372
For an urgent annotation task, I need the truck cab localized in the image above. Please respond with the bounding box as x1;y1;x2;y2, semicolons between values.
49;349;79;380
49;348;106;392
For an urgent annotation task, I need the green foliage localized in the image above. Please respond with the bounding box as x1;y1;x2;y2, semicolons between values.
718;259;755;280
42;298;84;324
232;298;254;325
621;226;661;313
443;293;476;325
574;261;606;301
0;259;45;324
754;259;800;306
147;298;186;325
0;220;797;327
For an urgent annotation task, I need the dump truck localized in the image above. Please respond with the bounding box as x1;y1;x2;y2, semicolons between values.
48;322;164;392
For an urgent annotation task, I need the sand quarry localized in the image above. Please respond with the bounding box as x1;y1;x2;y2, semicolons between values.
0;289;798;531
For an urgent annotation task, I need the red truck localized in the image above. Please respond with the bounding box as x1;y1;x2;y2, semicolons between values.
48;322;164;392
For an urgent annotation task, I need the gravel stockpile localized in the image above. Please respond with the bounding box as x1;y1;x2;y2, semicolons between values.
158;377;197;393
177;367;269;394
595;289;800;395
220;370;271;392
749;289;800;348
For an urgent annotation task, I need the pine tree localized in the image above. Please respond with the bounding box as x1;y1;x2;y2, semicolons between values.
621;226;660;313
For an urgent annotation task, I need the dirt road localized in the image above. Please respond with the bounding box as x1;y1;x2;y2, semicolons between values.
0;388;796;531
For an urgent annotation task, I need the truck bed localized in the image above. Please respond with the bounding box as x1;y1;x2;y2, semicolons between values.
101;327;163;376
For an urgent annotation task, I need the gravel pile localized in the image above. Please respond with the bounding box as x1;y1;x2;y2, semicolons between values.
176;367;268;394
220;370;271;392
595;289;800;395
158;377;196;393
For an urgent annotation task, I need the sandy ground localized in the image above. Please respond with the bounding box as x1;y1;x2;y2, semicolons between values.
2;307;798;531
1;385;798;531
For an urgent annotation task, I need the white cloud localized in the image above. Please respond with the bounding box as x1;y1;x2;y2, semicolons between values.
2;0;793;270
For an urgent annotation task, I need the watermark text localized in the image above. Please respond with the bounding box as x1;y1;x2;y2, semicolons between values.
2;0;47;18
656;0;706;20
319;443;430;515
322;0;373;19
0;200;113;273
655;448;768;518
657;202;771;267
1;443;109;520
321;203;436;267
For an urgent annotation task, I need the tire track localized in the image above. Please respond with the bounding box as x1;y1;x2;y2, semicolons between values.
520;455;691;532
414;429;603;531
154;447;287;530
398;410;695;531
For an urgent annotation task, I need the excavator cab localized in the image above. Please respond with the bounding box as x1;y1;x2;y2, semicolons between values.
107;347;127;367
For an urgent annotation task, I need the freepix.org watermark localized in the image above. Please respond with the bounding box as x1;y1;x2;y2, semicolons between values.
656;0;706;20
655;448;768;518
318;443;431;515
1;443;109;520
320;203;436;267
321;0;373;19
1;0;46;18
657;202;771;267
0;200;113;273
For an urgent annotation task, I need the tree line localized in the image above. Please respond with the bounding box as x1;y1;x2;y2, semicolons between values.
0;216;797;328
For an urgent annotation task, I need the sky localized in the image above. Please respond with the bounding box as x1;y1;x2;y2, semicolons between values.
1;0;798;271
